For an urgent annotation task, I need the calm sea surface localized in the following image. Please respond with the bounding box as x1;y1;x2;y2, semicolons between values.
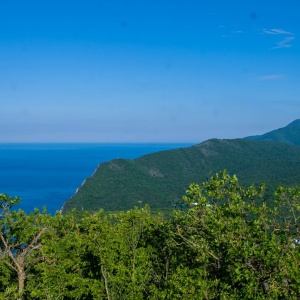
0;143;192;214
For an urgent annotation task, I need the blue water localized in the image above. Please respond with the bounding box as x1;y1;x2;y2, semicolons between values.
0;143;192;214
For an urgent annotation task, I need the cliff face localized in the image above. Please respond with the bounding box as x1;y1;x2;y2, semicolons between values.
63;137;300;213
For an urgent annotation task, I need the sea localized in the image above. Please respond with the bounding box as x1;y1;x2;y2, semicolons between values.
0;143;193;214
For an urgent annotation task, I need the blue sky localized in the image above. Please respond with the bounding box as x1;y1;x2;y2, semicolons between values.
0;0;299;142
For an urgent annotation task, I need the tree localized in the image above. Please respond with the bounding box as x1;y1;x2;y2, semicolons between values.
0;195;48;299
27;211;92;299
79;206;162;299
167;170;300;298
0;194;20;216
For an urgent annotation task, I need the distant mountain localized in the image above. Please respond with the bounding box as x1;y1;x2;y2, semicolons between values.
245;119;300;145
62;138;300;213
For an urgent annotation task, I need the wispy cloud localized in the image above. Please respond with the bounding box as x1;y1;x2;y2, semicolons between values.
261;28;295;48
262;28;293;35
274;36;295;48
257;74;287;81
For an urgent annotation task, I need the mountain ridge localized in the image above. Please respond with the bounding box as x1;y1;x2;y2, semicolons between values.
245;119;300;145
63;128;300;213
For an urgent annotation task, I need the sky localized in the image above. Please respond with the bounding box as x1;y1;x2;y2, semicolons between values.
0;0;299;143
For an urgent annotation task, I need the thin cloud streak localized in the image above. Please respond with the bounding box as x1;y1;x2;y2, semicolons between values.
262;28;293;35
261;28;295;49
274;36;295;48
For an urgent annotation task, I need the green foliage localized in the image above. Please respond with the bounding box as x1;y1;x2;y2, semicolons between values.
171;171;300;298
0;199;49;299
0;194;21;216
2;172;300;298
26;212;89;299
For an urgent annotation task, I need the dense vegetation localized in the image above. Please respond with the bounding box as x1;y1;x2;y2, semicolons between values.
2;171;300;299
63;138;300;212
245;119;300;145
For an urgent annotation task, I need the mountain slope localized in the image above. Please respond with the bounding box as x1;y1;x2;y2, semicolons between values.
245;119;300;145
62;139;300;213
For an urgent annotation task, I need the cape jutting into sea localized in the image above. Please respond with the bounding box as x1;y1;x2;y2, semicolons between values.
0;143;192;214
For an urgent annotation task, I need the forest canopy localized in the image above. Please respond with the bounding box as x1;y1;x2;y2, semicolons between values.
1;171;300;299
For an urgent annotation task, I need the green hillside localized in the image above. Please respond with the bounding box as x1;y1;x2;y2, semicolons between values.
62;138;300;213
245;119;300;145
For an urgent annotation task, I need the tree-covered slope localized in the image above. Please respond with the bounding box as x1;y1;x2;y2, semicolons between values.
62;139;300;213
245;119;300;145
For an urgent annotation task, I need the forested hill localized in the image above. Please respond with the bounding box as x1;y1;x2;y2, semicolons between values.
62;138;300;213
245;119;300;145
